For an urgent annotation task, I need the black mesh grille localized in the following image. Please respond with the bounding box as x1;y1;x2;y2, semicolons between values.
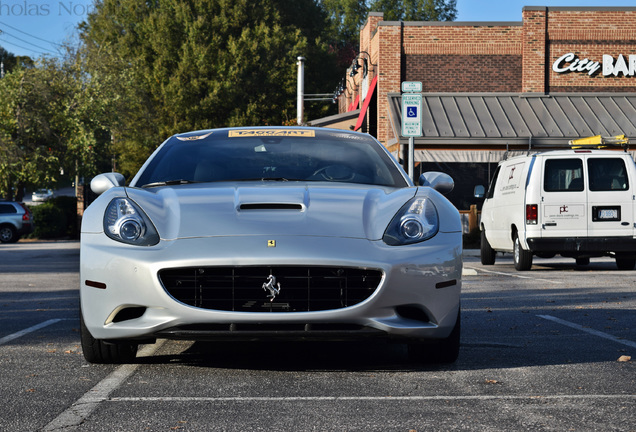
158;266;383;312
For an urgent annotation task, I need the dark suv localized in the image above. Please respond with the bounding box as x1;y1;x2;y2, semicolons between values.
0;201;34;243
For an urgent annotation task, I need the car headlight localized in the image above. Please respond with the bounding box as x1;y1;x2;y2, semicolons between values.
383;197;439;246
104;198;159;246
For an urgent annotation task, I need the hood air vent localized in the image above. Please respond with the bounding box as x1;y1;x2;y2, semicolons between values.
239;203;303;211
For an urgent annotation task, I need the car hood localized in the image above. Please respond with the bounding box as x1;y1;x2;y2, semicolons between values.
124;183;417;241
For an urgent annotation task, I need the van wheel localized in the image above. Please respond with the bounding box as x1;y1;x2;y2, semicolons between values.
513;235;533;271
480;230;496;265
576;257;590;266
80;308;138;364
615;255;635;270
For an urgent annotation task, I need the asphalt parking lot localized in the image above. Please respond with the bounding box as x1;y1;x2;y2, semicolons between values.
0;242;634;431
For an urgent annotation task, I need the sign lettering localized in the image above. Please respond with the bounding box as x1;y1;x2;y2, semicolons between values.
401;94;422;137
553;52;636;77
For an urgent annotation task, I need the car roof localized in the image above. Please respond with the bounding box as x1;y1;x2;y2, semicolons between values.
502;148;631;163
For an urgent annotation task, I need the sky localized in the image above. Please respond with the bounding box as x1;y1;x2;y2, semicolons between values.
1;1;636;58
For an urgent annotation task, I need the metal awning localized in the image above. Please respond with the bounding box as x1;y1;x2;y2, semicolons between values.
388;93;636;148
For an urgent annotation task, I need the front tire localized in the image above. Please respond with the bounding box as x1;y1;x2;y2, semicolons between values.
80;309;138;364
513;235;533;271
408;309;460;364
480;229;496;265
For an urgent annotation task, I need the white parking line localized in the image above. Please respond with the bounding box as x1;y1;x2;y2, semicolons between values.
538;315;636;349
42;341;165;432
0;319;65;346
108;394;636;402
465;266;562;284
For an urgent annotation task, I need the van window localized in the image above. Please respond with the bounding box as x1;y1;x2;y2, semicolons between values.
544;159;583;192
486;166;500;199
588;158;629;191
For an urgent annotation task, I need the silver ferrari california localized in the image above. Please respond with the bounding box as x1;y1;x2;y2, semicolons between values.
80;127;462;364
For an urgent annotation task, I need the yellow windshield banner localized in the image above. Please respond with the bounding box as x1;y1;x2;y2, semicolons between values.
228;129;315;138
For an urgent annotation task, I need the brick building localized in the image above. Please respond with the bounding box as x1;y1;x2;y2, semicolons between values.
326;6;636;209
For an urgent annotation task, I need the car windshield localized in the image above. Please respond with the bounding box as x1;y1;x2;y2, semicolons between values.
134;129;408;188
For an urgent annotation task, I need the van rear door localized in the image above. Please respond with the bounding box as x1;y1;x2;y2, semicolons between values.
540;156;588;237
586;156;635;238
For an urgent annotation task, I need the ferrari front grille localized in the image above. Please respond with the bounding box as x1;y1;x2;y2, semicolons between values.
158;266;383;312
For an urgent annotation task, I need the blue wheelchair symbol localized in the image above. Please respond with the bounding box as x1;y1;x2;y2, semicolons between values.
407;106;418;118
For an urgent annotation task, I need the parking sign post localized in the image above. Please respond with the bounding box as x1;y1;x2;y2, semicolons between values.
401;82;422;180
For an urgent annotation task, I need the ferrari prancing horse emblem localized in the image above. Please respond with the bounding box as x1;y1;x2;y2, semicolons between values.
267;240;276;247
262;274;281;302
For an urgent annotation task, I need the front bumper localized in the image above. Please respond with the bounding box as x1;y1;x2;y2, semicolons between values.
527;236;636;255
80;233;462;343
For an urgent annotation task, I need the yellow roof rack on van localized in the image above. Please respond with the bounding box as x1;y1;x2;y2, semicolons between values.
568;134;629;149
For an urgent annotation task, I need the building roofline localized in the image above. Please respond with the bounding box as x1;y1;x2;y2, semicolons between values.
386;92;636;147
524;6;636;12
379;20;522;27
387;92;636;98
375;7;636;28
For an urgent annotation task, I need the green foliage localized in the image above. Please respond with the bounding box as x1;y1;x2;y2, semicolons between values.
0;0;456;190
29;196;78;239
369;0;457;22
0;46;33;74
79;0;340;178
0;57;110;201
319;0;457;48
321;0;369;48
31;202;65;239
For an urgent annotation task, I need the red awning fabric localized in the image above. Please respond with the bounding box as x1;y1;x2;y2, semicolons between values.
354;75;378;131
347;95;360;112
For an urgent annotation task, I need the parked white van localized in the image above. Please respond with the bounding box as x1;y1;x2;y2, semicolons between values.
479;148;636;270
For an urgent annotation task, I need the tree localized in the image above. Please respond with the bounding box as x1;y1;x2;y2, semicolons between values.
369;0;457;21
319;0;457;50
79;0;341;178
321;0;369;49
0;46;34;75
0;57;107;201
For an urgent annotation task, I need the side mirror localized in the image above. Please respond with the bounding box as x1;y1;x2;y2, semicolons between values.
474;185;485;198
418;171;454;194
91;173;126;195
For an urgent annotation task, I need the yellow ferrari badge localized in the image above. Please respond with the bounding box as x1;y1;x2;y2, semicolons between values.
267;240;276;247
229;129;315;138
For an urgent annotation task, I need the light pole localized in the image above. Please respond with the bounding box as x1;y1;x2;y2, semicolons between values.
296;56;305;126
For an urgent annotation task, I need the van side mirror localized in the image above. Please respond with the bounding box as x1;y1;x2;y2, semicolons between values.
91;173;126;195
474;185;485;198
419;171;454;194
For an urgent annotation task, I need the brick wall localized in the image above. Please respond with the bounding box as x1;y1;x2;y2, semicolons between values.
546;9;636;92
351;7;636;146
522;7;547;92
376;24;402;145
406;55;522;92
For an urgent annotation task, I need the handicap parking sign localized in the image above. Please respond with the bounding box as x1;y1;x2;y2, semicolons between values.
401;93;422;137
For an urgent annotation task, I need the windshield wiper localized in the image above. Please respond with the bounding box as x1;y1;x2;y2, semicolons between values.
224;177;306;182
142;179;199;188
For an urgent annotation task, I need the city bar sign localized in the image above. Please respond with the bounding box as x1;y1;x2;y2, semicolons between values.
553;52;636;77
